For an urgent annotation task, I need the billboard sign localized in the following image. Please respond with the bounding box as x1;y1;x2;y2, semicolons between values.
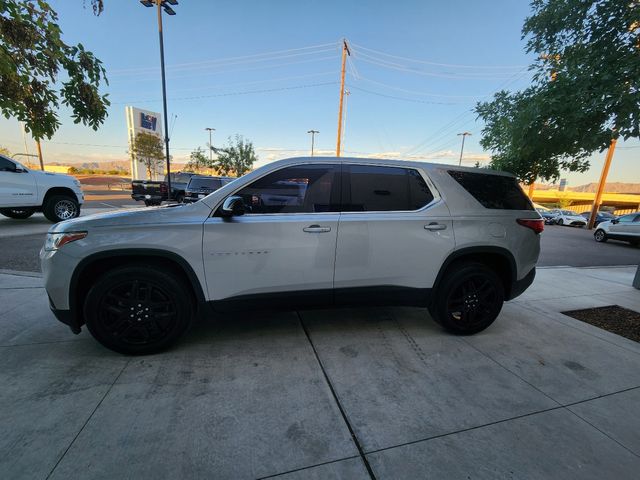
126;106;163;180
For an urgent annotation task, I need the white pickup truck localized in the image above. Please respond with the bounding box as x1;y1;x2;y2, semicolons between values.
0;154;84;223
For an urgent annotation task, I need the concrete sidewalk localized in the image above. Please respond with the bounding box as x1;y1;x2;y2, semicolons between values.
0;266;639;479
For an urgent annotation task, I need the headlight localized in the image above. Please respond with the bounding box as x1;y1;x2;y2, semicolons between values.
44;232;87;251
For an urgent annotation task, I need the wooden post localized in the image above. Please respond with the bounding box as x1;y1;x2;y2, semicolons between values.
35;139;44;171
587;138;617;229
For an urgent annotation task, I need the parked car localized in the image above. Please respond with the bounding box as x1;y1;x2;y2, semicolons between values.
594;213;640;246
551;209;587;227
580;211;616;227
537;208;556;225
0;154;84;222
131;172;196;206
41;157;542;355
183;175;234;203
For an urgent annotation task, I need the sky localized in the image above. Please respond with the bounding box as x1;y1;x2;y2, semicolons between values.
1;0;638;186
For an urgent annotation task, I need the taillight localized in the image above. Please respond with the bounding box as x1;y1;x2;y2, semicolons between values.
517;218;544;234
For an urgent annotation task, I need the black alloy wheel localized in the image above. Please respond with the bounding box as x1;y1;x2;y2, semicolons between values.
84;266;193;354
431;263;504;335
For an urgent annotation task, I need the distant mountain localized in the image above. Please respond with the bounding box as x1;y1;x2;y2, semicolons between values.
570;183;640;194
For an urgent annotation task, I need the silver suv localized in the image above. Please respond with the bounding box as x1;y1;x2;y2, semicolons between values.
41;157;542;354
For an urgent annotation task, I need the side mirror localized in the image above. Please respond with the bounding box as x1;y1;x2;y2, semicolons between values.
612;219;619;224
220;195;245;217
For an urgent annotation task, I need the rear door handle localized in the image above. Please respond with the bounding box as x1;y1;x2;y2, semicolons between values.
424;222;447;231
303;224;332;233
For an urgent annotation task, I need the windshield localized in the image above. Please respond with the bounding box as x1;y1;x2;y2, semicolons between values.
560;210;576;215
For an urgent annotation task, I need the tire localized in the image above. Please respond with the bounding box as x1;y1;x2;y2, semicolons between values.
175;193;184;203
557;218;564;226
430;262;504;335
0;208;34;219
84;265;193;355
144;200;161;207
43;195;80;222
594;230;607;242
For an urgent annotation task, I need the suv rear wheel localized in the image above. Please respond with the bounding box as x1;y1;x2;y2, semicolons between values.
43;195;80;222
84;265;193;355
430;262;504;335
0;208;34;219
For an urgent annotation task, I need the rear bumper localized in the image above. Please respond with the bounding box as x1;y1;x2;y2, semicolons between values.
507;267;535;301
132;193;163;202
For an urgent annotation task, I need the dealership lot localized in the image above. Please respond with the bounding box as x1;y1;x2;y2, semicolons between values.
1;266;640;479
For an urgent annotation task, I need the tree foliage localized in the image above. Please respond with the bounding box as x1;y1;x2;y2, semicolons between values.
132;132;164;178
214;135;257;177
476;0;640;183
0;0;110;140
185;147;211;173
0;145;10;156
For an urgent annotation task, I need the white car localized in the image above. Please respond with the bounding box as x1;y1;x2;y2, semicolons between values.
551;209;587;227
594;213;640;246
0;154;84;222
41;157;542;354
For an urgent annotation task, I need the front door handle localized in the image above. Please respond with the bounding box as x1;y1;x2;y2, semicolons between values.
303;224;331;233
424;222;447;231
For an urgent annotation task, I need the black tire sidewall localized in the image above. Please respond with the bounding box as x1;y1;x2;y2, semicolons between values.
0;208;34;219
431;263;504;335
594;230;606;242
44;195;80;222
84;265;193;355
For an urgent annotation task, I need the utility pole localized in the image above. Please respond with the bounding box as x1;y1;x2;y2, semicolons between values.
588;138;617;229
205;127;215;162
457;132;471;166
341;89;350;151
307;130;319;156
336;39;350;157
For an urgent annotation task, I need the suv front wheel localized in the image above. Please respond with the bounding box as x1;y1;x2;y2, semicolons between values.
84;265;193;355
430;263;504;335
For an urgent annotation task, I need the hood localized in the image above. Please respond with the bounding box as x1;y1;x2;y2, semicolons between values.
50;201;212;232
565;214;586;221
32;169;77;183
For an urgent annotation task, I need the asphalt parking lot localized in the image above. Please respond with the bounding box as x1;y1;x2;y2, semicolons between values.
1;266;640;479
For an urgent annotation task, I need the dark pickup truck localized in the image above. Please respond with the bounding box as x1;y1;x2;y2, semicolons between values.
183;175;234;203
131;172;197;206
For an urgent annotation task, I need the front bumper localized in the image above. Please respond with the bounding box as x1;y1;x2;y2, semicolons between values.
48;296;81;334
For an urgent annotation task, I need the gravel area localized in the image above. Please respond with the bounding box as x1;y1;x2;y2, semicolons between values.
562;305;640;342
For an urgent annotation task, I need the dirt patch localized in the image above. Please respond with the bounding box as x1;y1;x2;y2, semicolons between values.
562;305;640;342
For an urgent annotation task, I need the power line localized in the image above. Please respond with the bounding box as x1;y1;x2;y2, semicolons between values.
351;43;526;70
346;84;463;105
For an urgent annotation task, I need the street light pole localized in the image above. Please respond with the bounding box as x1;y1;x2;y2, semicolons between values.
307;130;319;156
141;0;178;200
205;127;215;162
457;132;472;166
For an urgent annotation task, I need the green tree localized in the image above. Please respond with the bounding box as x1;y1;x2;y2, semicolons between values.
0;0;110;140
476;0;640;183
215;135;257;177
0;145;10;156
185;147;211;173
132;132;164;179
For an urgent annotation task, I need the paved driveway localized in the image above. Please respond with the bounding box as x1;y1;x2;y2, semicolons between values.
1;267;639;479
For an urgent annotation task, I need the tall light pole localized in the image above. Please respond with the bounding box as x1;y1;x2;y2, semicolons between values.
457;132;472;166
140;0;178;200
307;130;319;156
205;127;215;162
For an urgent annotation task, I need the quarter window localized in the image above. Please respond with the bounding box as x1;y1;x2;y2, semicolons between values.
448;170;534;210
0;156;16;172
343;165;434;212
235;164;339;214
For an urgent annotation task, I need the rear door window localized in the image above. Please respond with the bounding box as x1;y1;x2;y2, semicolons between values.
448;170;533;210
343;165;434;212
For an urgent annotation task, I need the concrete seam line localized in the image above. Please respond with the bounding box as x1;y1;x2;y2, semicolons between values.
296;312;378;480
45;358;131;480
0;269;43;277
0;339;81;348
565;407;640;459
256;455;361;480
562;385;640;408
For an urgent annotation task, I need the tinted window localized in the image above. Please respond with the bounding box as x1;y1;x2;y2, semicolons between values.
618;214;638;223
344;165;434;212
189;177;222;190
448;170;533;210
236;164;339;214
0;156;16;172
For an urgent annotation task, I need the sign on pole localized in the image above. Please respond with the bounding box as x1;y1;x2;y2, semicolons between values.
126;106;163;180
